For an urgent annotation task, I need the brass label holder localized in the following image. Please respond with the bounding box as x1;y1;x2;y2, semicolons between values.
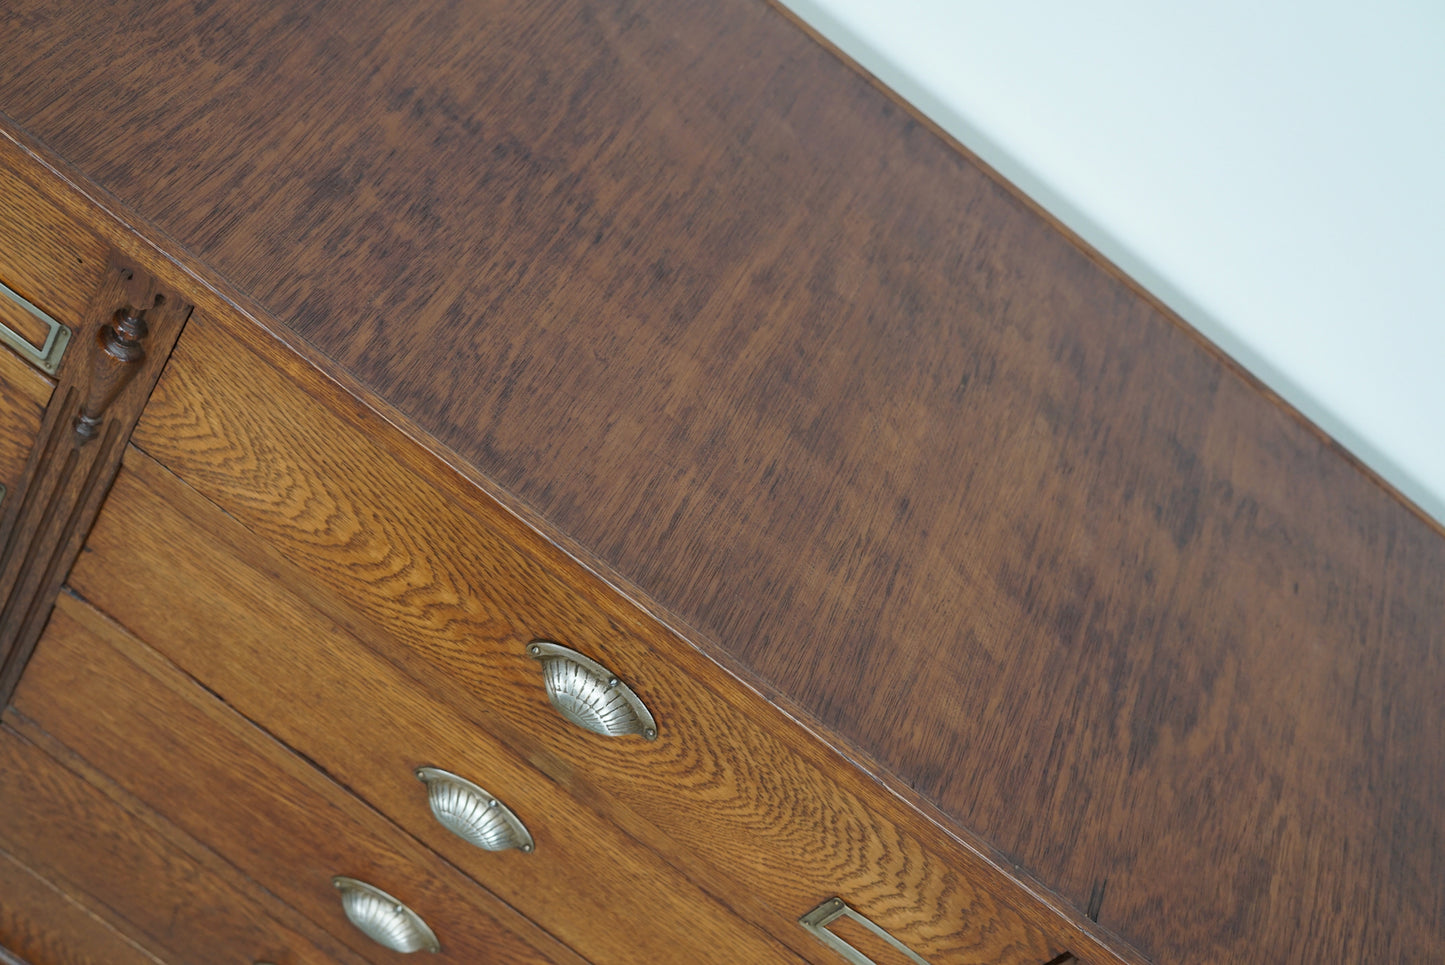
0;279;71;375
799;897;931;965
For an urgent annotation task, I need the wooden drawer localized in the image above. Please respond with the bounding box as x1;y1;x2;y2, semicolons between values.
0;149;71;494
127;314;1126;964
9;593;582;965
0;846;160;965
0;345;49;496
0;151;105;363
72;450;803;965
0;710;364;965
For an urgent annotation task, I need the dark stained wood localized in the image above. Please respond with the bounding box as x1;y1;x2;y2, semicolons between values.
0;255;190;702
2;1;1443;961
0;846;163;965
0;719;368;965
70;305;151;443
0;158;70;496
130;315;1128;965
0;117;1128;965
0;348;49;495
73;455;806;964
0;157;105;332
11;593;590;965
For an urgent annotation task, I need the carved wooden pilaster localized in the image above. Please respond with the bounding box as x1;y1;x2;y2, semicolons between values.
0;253;191;702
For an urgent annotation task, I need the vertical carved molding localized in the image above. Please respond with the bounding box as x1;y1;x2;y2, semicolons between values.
0;254;191;702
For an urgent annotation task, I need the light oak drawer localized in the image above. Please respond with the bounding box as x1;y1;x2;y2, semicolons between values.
129;314;1126;964
9;594;583;965
72;449;804;965
0;705;362;965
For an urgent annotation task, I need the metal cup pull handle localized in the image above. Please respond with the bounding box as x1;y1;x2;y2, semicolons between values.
332;877;440;953
799;897;931;965
527;641;658;740
415;766;534;853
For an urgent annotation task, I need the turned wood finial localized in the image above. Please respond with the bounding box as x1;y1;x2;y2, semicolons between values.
73;301;153;443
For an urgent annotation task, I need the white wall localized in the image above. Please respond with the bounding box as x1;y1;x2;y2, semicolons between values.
779;0;1445;526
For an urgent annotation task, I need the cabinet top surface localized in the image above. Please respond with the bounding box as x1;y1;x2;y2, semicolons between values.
2;1;1442;960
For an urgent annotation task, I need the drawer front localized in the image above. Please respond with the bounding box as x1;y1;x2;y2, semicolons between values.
72;450;805;965
0;714;362;965
0;847;160;965
0;345;49;496
0;149;106;345
130;315;1126;964
9;594;583;965
0;152;68;493
0;146;104;388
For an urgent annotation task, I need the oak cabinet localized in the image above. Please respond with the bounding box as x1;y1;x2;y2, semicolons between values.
1;1;1442;962
0;142;1102;965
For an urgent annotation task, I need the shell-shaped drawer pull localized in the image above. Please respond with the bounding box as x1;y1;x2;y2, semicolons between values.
527;641;658;740
331;877;440;954
415;766;535;853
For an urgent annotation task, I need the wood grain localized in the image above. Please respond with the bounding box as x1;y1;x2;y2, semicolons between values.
0;846;163;965
0;719;363;965
0;348;51;407
133;315;1118;965
0;349;48;494
0;299;49;354
0;155;105;332
10;594;588;965
0;254;190;702
4;0;1443;959
72;453;807;965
